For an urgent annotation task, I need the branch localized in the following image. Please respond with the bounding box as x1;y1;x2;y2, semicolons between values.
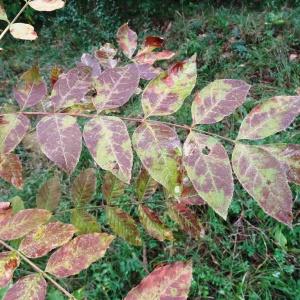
0;1;30;41
0;239;76;300
17;111;237;144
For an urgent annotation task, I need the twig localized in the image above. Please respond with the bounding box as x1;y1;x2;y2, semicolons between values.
0;239;76;299
16;111;237;144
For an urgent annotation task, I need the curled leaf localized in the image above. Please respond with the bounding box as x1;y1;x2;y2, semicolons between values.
117;23;137;59
9;23;37;40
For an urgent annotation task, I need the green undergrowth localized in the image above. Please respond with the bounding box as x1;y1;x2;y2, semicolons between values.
0;1;300;299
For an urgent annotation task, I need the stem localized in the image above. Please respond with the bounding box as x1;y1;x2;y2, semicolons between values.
17;111;236;144
0;239;76;300
0;1;30;41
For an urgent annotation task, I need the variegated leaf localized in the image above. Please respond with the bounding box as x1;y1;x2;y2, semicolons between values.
141;55;197;116
45;233;115;278
94;43;117;69
232;144;293;226
237;96;300;140
261;144;300;185
180;176;205;206
192;79;250;124
36;115;82;173
92;64;140;113
0;113;30;154
137;36;165;55
135;50;175;65
71;168;96;205
19;222;76;258
125;261;193;300
13;66;47;110
0;202;12;226
117;23;137;59
79;53;102;78
3;274;47;300
84;117;133;183
36;176;61;211
29;0;65;11
70;209;101;234
136;168;158;201
9;23;37;40
50;66;92;110
102;171;125;204
0;154;23;189
183;132;233;219
138;205;173;241
137;64;161;80
0;2;8;22
0;209;52;241
167;201;204;239
105;206;142;246
0;252;20;288
132;121;182;196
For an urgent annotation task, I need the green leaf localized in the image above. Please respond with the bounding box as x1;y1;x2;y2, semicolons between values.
136;168;158;202
105;206;142;246
102;171;125;205
138;205;173;241
71;168;96;206
10;196;24;214
36;176;61;211
70;209;101;234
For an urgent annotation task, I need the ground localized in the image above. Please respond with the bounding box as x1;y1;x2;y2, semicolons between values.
0;1;299;299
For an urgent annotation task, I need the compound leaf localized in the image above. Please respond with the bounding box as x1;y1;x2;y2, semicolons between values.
237;96;300;140
0;209;52;241
92;64;140;113
9;23;37;40
13;66;47;110
29;0;65;11
0;252;20;288
0;113;30;154
71;168;96;205
232;144;293;226
132;121;182;196
141;55;197;117
83;116;133;184
124;261;193;300
183;132;233;219
261;144;300;185
192;79;250;124
50;66;92;111
36;115;82;173
167;202;204;239
0;154;23;189
70;209;101;234
105;206;142;246
136;168;158;201
45;233;114;278
3;274;47;300
36;176;61;211
117;23;137;59
138;205;173;241
102;171;126;205
19;222;76;258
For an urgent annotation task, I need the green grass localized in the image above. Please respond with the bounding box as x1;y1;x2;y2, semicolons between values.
1;1;300;299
